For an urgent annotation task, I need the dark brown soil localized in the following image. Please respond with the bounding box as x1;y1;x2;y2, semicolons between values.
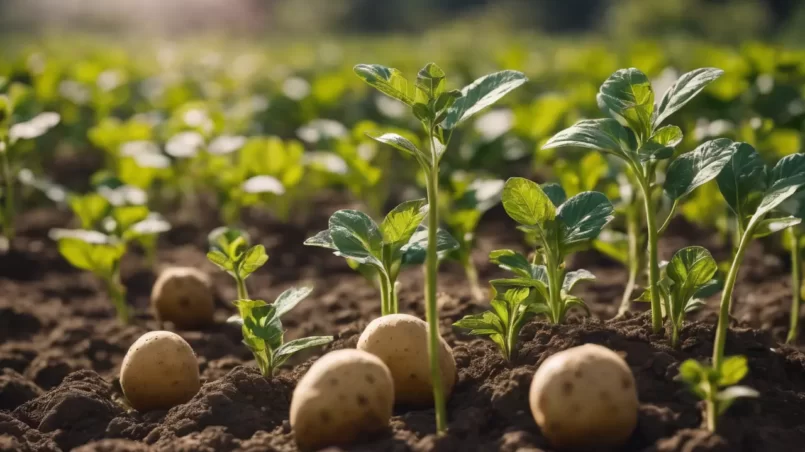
1;198;804;452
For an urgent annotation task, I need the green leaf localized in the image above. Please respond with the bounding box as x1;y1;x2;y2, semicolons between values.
112;205;150;233
756;153;805;217
655;68;724;127
541;183;567;207
665;138;735;200
275;336;333;359
718;356;749;386
597;68;654;139
542;119;632;160
752;216;801;238
328;210;383;266
557;191;614;247
563;269;596;292
273;286;313;318
638;125;682;161
69;194;111;230
678;359;707;384
442;70;527;129
454;312;505;336
380;199;428;247
367;132;429;165
400;227;459;265
502;177;556;226
206;250;231;271
667;246;718;307
489;249;533;278
239;245;268;278
717;142;767;219
434;89;462;113
209;227;251;257
353;64;416;106
303;230;335;249
57;234;124;275
416;63;446;100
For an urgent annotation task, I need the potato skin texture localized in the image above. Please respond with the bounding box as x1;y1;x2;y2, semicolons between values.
120;331;200;412
529;344;638;450
290;349;394;450
151;267;215;330
357;313;456;406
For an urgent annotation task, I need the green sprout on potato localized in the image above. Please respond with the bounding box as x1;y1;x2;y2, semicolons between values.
354;62;527;432
305;201;459;316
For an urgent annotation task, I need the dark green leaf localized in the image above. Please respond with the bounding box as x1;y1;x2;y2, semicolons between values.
557;191;614;247
400;227;460;265
367;132;429;165
380;199;428;246
416;63;446;100
665;138;735;200
209;227;250;256
717;142;766;218
541;183;567;207
638;125;682;161
757;153;805;217
542;119;632;160
597;68;654;139
489;249;533;278
655;68;724;127
434;89;462;113
442;70;527;129
328;210;383;266
667;246;718;306
353;64;416;106
273;286;313;318
502;177;556;226
752;216;801;238
275;336;333;358
303;230;335;249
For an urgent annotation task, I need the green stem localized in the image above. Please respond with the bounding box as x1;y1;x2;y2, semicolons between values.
545;250;564;324
107;270;129;324
378;271;392;316
1;143;15;242
657;199;679;236
425;164;447;434
463;253;484;302
635;173;663;333
236;275;249;301
671;320;680;349
788;229;801;344
705;396;717;432
617;205;641;317
713;215;761;369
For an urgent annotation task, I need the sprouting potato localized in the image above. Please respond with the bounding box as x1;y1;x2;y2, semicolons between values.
290;349;394;450
151;266;215;330
529;344;638;450
120;331;200;412
357;313;456;406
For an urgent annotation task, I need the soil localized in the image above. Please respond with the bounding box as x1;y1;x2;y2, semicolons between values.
1;193;804;452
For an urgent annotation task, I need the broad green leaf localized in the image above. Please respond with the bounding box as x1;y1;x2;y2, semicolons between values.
665;138;735;200
502;177;556;226
380;199;428;246
57;234;124;275
542;119;632;160
112;205;150;233
400;227;459;265
563;269;596;292
240;245;269;278
717;142;767;219
655;68;724;127
597;68;654;139
489;249;533;278
557;191;614;247
353;64;416;106
541;183;567;207
434;89;462;113
752;216;801;238
756;153;805;217
303;230;335;249
416;63;446;100
718;356;749;386
442;70;527;129
667;246;718;306
638;125;682;161
328;210;383;265
69;194;110;230
275;336;333;358
367;132;429;165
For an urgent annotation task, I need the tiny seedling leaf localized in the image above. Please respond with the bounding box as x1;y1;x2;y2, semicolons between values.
718;355;749;386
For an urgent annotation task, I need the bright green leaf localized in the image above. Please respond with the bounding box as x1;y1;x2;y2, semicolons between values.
442;70;527;129
353;64;416;106
655;68;724;127
542;119;632;160
638;125;682;161
597;68;654;139
380;199;428;246
502;177;556;226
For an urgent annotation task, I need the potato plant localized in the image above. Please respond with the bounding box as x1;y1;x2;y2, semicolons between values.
305;201;459;315
231;287;333;378
678;356;758;432
354;62;527;432
206;227;267;300
543;68;734;334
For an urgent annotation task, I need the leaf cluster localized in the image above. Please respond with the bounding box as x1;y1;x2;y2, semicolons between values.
678;356;758;421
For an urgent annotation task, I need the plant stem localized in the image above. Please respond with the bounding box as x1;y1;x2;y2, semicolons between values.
425;164;447;434
635;173;663;333
0;142;15;242
107;272;129;324
463;253;484;302
713;215;761;369
235;275;249;300
657;199;679;236
788;229;801;344
617;205;641;317
378;272;391;316
705;396;717;432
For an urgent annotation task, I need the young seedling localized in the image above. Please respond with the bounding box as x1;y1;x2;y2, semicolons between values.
205;227;267;300
232;287;333;378
495;178;613;323
304;201;459;316
0;85;61;245
712;146;805;368
544;67;733;333
785;223;804;343
637;246;721;347
441;174;505;301
678;356;758;432
355;62;527;432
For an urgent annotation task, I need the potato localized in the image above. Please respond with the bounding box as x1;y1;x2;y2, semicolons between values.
120;331;200;412
529;344;638;450
290;349;394;450
357;313;456;406
151;266;214;330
